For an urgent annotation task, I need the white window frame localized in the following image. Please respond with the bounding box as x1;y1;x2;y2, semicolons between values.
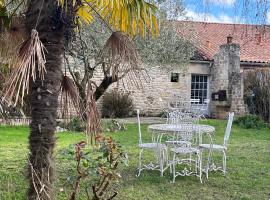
191;74;210;105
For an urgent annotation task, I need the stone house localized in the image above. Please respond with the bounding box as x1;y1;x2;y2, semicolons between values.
97;21;270;118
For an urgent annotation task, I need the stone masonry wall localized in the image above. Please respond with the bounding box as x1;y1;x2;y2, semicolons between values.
210;43;246;118
92;62;212;116
95;65;191;116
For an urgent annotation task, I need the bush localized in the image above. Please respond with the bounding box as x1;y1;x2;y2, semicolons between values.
103;119;127;132
234;114;268;129
244;69;270;123
66;117;85;132
102;90;133;118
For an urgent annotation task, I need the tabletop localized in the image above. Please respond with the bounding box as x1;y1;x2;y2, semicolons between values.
148;123;215;134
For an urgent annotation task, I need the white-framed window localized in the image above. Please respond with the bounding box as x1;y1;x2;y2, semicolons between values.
191;75;208;104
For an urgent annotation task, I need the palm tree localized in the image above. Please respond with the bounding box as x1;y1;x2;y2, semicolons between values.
0;0;158;199
25;1;65;199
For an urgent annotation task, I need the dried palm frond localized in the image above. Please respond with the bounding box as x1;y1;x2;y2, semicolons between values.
103;32;140;78
59;75;81;120
85;81;102;145
102;31;148;90
0;17;26;65
3;29;46;106
0;70;4;81
104;31;140;63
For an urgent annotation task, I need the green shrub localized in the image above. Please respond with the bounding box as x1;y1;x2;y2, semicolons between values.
103;119;127;132
102;90;133;118
244;69;270;123
66;117;85;132
234;114;268;129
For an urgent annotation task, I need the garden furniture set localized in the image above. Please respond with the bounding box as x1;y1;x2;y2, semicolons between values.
136;108;234;183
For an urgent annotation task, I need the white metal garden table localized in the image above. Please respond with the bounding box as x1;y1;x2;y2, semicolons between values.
147;123;215;180
148;124;215;135
148;123;215;151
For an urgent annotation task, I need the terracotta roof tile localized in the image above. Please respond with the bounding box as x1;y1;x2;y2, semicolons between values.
176;21;270;63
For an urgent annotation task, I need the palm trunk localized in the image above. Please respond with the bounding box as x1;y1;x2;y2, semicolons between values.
26;0;64;199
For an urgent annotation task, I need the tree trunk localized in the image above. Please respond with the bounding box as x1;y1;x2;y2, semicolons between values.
26;0;64;199
94;76;114;101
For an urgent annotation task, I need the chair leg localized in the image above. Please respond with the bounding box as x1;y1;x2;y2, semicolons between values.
223;150;227;176
189;153;192;170
169;149;172;174
160;150;164;177
197;152;202;183
137;148;144;177
172;153;176;183
206;147;213;179
197;150;202;177
169;163;172;174
166;148;169;170
161;148;169;176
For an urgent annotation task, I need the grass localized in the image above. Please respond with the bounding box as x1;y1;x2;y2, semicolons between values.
0;119;270;200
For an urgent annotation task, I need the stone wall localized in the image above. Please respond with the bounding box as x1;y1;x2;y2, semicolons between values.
95;63;211;116
210;43;246;118
65;43;247;119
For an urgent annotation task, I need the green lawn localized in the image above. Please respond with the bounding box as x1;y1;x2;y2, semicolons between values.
0;120;270;200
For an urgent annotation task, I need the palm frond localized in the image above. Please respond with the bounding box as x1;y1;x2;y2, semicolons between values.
3;29;46;106
0;17;26;65
0;70;4;81
102;31;147;89
59;75;81;119
85;81;102;145
58;0;159;37
104;31;140;79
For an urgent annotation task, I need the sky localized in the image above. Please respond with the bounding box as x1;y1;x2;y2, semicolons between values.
182;0;270;24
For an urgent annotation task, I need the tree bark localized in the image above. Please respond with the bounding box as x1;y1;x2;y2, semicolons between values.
94;76;114;101
26;0;64;199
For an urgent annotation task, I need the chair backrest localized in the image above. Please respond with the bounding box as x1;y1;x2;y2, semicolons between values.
223;112;234;147
181;112;199;124
167;110;181;124
203;99;210;104
190;99;201;115
167;110;199;125
172;125;196;147
137;109;142;144
190;99;200;104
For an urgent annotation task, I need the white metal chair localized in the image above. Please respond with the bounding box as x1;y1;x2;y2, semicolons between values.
199;112;234;176
198;99;210;119
168;125;202;183
165;111;199;147
190;99;200;114
136;109;168;177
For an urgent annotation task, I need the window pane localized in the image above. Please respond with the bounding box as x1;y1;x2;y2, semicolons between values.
200;83;203;89
203;90;207;97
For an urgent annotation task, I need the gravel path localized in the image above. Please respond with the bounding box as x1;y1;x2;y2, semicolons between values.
102;117;166;124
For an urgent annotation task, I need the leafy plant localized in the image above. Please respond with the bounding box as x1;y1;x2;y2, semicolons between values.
102;91;133;118
234;114;268;129
103;119;127;133
66;117;86;132
62;136;128;200
244;69;270;123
